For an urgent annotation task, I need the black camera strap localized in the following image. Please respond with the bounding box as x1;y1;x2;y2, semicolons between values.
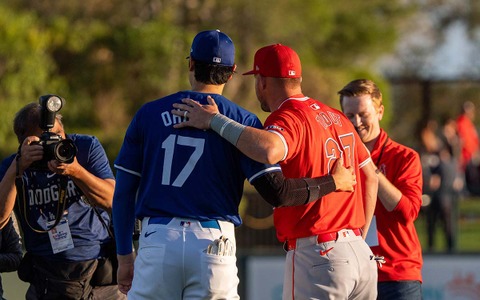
85;197;114;239
15;173;69;234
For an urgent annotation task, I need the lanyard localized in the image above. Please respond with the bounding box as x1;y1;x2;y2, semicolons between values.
376;137;389;166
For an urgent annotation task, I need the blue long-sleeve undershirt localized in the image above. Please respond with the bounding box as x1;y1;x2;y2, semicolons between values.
112;169;140;255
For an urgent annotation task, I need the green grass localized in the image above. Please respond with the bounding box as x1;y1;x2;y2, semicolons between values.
2;272;28;300
415;196;480;253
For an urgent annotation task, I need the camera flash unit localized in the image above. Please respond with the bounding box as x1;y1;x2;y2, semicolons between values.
46;96;63;113
39;94;64;131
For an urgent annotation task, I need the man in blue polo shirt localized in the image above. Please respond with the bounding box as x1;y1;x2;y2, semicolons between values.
0;99;124;299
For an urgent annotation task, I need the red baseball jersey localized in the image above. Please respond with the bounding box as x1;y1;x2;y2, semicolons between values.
370;129;423;282
264;95;372;242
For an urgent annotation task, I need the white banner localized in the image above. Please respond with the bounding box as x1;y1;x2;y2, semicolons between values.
245;254;480;300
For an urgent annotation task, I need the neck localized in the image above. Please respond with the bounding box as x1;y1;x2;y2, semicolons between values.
270;89;303;112
365;134;381;152
191;81;225;95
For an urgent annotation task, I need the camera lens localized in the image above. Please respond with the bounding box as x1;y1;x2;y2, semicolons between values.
54;139;77;163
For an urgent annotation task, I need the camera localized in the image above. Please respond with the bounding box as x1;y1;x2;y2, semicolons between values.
29;95;77;170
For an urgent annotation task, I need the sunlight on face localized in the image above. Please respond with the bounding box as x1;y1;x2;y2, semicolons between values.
341;94;382;143
51;120;66;138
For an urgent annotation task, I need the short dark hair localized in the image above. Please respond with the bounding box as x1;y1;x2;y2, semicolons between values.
13;102;63;144
193;61;234;85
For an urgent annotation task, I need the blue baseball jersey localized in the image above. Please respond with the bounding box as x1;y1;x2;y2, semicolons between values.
0;134;114;261
114;91;280;226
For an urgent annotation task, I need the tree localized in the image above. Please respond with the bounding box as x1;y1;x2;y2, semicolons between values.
0;4;66;157
0;0;414;159
379;0;480;145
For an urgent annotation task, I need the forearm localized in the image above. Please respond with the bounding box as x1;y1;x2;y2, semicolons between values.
211;114;285;164
377;173;402;212
113;199;135;255
0;253;23;272
117;252;135;266
0;162;20;229
0;220;23;272
113;170;139;255
252;171;336;207
69;166;115;212
0;237;23;272
361;162;378;238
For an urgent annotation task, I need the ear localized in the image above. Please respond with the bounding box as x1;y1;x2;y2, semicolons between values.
259;75;267;89
377;104;385;121
189;58;195;71
228;64;237;80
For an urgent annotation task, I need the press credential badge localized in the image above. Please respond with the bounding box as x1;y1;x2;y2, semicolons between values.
47;217;74;254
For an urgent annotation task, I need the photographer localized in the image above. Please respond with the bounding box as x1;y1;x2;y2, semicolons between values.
0;97;125;299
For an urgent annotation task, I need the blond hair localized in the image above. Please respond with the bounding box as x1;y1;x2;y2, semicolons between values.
338;79;383;111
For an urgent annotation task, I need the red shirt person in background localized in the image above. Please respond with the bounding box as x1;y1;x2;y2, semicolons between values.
456;101;479;171
339;79;423;300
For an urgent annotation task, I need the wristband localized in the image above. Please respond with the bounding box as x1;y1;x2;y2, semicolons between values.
210;114;246;146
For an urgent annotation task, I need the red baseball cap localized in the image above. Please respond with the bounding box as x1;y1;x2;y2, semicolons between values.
243;44;302;78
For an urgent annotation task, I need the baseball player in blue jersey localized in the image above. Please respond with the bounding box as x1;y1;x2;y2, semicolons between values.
112;30;356;299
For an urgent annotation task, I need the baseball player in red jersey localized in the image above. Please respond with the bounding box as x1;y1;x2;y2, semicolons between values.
339;79;423;299
173;44;378;299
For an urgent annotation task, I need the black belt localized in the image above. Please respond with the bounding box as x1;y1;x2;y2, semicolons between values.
148;216;220;230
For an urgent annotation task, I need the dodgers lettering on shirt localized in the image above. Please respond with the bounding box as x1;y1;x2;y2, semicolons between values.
20;171;84;223
26;175;81;206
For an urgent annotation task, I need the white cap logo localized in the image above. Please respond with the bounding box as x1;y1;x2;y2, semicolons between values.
288;70;296;76
213;57;222;63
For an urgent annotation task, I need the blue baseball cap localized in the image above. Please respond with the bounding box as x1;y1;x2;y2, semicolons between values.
190;30;235;67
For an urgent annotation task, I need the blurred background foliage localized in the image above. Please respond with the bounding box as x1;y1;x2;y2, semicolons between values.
0;0;479;161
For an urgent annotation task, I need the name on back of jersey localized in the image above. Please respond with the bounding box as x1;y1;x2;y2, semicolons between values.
161;110;187;127
316;111;343;129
